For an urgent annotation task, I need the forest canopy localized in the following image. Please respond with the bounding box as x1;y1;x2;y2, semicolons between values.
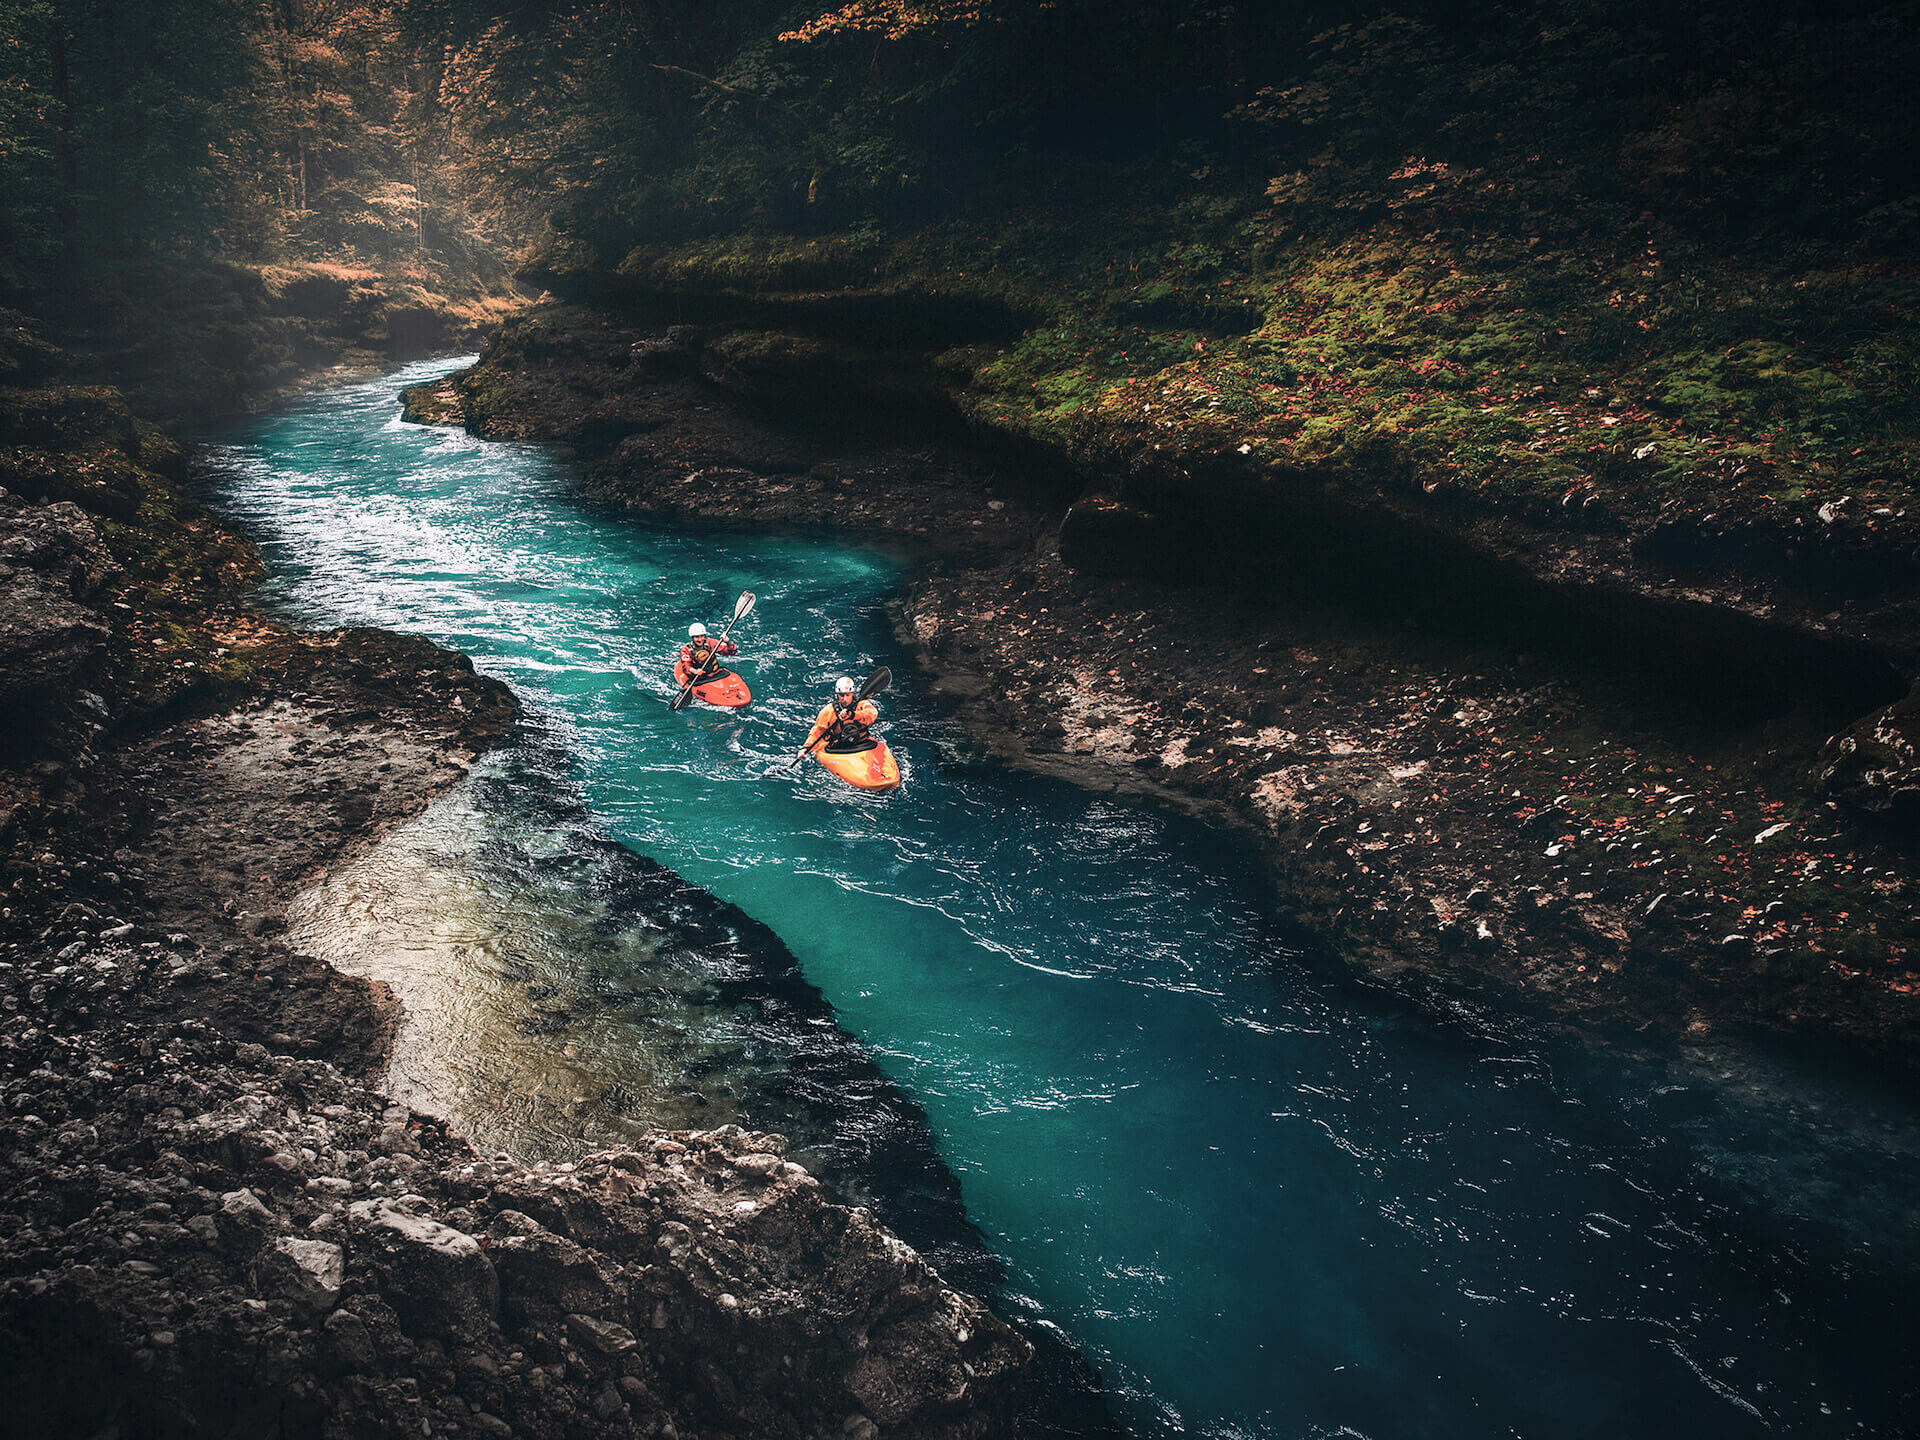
0;0;502;285
1;0;1914;292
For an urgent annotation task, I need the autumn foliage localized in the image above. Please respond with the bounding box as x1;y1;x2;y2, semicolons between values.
780;0;997;44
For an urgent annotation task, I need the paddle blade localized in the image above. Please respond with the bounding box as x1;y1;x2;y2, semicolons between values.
669;685;693;711
857;665;892;701
733;590;756;621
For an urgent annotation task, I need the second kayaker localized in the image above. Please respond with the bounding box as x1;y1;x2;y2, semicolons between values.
801;675;878;755
680;622;737;681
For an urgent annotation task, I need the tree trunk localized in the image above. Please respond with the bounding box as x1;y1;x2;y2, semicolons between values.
99;0;131;255
48;18;79;262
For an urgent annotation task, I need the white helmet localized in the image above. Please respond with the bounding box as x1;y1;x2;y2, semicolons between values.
834;675;856;697
688;623;707;638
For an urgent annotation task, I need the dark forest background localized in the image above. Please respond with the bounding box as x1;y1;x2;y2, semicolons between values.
2;0;1915;498
3;0;1914;288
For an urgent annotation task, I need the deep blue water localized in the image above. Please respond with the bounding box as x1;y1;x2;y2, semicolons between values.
199;359;1920;1440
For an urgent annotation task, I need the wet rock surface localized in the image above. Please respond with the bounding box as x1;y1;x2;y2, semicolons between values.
400;376;466;427
898;551;1920;1056
444;305;1920;1063
116;624;514;948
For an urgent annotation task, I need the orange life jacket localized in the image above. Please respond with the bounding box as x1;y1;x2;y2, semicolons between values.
808;698;876;748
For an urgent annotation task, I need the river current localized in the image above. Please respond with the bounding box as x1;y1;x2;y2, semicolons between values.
198;359;1920;1440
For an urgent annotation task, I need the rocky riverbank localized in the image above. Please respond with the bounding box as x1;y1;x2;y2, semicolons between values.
1;323;1038;1437
425;304;1920;1064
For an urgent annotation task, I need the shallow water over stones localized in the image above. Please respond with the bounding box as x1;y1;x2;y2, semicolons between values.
200;359;1920;1440
288;757;775;1159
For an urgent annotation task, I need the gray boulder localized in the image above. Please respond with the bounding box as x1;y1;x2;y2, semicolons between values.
348;1199;498;1341
1820;682;1920;832
265;1236;345;1312
0;491;115;742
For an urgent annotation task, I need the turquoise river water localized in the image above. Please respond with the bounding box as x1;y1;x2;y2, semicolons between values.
199;359;1920;1440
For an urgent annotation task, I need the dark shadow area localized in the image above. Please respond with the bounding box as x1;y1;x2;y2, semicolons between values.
1060;477;1907;734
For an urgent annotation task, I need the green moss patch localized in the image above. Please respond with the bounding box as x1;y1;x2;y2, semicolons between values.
567;195;1918;576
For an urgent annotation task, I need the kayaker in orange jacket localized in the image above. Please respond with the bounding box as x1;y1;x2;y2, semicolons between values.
802;675;878;754
679;622;737;681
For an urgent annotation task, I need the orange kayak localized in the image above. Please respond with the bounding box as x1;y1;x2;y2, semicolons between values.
815;737;901;791
673;661;751;708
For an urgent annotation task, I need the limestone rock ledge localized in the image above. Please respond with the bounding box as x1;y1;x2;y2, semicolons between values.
0;993;1029;1440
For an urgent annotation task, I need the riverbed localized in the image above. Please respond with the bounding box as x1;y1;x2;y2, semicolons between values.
197;358;1920;1440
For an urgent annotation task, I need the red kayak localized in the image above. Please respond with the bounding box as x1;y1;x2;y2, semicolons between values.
673;660;751;708
815;736;901;791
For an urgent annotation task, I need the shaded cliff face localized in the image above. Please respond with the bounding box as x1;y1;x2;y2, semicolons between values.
502;2;1918;550
510;221;1920;724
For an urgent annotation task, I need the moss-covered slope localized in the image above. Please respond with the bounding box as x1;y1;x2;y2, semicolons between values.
500;0;1918;678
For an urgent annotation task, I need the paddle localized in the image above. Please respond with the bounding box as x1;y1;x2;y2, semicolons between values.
781;665;891;771
670;590;755;711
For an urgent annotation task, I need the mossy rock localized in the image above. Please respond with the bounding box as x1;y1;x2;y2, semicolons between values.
399;378;465;428
0;311;65;386
0;445;146;522
0;385;136;450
